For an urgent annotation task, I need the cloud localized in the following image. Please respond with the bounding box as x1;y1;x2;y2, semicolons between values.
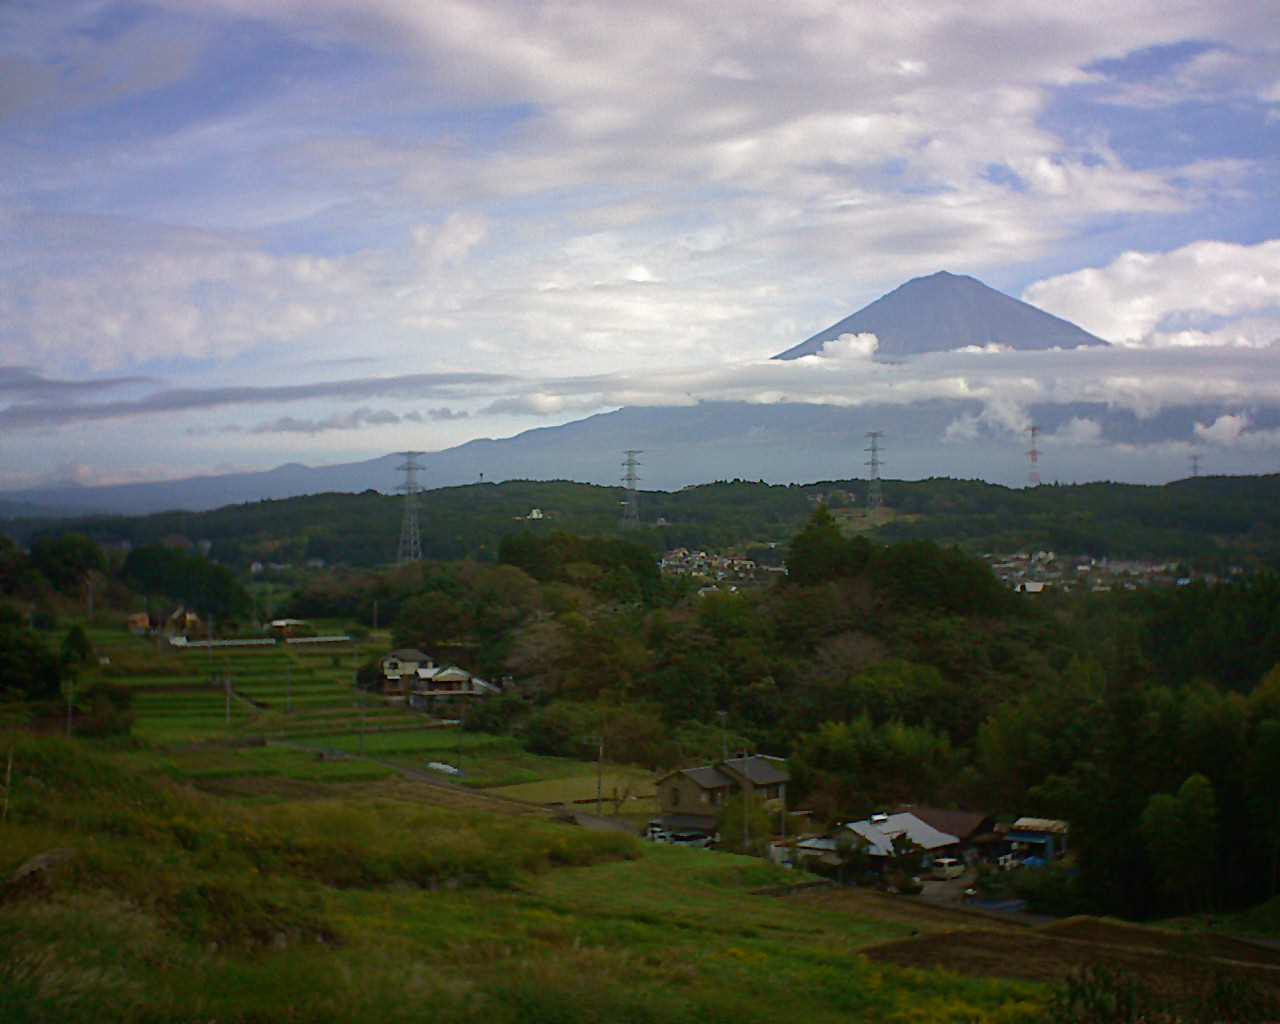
1023;238;1280;346
0;370;510;429
0;366;152;399
251;406;406;435
418;407;470;421
1190;411;1280;449
1050;416;1104;445
8;3;1275;382
411;212;489;273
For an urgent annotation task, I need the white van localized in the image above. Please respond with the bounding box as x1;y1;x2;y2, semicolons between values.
931;856;964;880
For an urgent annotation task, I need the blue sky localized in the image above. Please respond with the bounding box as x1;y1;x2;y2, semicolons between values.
1;1;1278;489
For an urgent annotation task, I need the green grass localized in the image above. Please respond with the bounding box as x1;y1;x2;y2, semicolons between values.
0;734;1047;1024
490;770;658;815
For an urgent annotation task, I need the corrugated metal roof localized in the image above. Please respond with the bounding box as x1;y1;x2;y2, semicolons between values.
1011;817;1069;834
844;812;959;856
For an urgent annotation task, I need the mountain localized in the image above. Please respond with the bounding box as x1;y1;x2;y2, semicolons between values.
772;270;1107;360
4;272;1265;518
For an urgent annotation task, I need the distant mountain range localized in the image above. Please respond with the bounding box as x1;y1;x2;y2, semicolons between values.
0;271;1261;518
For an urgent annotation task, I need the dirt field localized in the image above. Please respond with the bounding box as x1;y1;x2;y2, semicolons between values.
860;921;1280;1003
1042;916;1280;967
785;885;1028;933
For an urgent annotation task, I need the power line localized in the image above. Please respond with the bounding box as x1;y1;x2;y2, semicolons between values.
396;451;425;562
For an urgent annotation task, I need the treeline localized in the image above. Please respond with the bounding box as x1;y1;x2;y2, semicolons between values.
8;474;1280;570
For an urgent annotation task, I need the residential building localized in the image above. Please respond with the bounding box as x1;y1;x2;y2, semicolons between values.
654;755;789;835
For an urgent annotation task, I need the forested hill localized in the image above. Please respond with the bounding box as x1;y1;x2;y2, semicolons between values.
3;474;1279;568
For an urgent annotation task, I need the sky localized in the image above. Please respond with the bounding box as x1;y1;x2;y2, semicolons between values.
2;0;1279;491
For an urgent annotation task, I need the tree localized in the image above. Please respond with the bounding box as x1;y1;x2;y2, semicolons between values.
0;623;62;701
61;624;93;666
785;507;869;586
715;792;773;856
1140;773;1218;912
29;533;104;593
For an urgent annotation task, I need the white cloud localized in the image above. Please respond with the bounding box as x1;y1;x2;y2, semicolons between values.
1023;239;1280;346
1051;416;1104;445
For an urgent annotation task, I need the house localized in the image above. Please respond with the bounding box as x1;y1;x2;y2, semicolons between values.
380;648;433;697
894;805;996;860
1007;817;1069;861
269;618;308;637
792;811;959;873
654;755;789;836
165;607;201;636
408;664;500;715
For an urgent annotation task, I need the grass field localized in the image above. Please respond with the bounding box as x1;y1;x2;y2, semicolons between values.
1;734;1049;1023
71;622;658;804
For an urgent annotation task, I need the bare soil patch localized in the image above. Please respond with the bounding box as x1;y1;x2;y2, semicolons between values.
861;925;1280;1003
1042;916;1280;967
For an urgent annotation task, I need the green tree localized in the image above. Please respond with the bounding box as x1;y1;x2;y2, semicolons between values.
715;792;773;856
0;623;62;701
1140;773;1218;912
785;507;869;586
29;533;105;593
60;624;93;666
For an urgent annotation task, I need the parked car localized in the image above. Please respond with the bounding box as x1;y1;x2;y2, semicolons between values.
668;832;712;848
931;856;964;880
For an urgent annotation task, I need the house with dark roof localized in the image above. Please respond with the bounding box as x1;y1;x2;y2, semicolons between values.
893;805;996;857
654;755;789;835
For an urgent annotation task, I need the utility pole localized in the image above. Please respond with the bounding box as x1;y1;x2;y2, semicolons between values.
1;744;12;823
717;710;728;762
287;662;293;714
224;674;231;726
65;675;75;737
596;733;604;816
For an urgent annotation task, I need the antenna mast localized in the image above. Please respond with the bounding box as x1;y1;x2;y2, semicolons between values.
1026;425;1041;487
620;450;643;528
396;451;425;563
1189;453;1201;478
865;431;884;516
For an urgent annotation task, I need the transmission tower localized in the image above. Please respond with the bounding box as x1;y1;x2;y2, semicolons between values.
396;451;425;563
620;450;643;527
1026;425;1041;487
1189;453;1201;478
864;432;884;516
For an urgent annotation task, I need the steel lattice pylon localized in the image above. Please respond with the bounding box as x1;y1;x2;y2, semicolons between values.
396;451;425;562
864;431;884;515
620;450;643;527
